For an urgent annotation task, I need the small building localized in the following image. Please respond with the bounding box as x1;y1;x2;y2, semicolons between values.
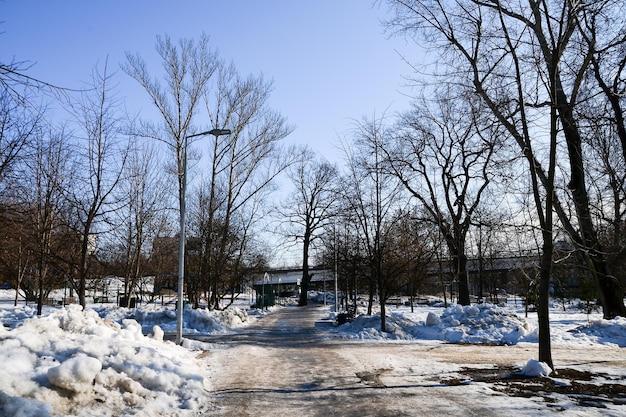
251;268;334;308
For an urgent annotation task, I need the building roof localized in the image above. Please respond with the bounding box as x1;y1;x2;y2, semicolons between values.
253;269;334;285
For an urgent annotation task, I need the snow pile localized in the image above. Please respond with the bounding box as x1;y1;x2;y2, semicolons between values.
0;303;38;328
47;354;103;393
129;307;248;333
338;303;535;345
94;304;250;335
436;304;535;344
0;305;211;416
518;359;552;377
569;316;626;347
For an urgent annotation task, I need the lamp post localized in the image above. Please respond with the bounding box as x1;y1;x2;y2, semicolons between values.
176;128;231;345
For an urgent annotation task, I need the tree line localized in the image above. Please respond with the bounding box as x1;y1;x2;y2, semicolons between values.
281;0;626;372
0;34;296;313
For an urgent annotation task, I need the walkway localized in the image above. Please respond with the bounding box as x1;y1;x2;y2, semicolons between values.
191;305;512;416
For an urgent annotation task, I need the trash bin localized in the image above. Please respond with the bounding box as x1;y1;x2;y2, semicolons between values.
119;297;137;308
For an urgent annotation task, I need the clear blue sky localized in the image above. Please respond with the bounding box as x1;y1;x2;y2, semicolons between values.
1;0;416;162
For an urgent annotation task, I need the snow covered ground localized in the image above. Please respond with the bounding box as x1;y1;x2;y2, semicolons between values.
0;289;624;416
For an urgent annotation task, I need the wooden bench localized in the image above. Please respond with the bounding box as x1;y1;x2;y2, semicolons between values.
386;297;403;306
44;298;58;306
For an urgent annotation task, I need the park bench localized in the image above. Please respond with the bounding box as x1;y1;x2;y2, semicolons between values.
44;298;58;306
386;296;403;306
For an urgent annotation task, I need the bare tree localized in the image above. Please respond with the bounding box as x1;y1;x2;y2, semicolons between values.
383;208;433;312
68;61;129;307
192;63;296;309
341;116;408;331
112;138;168;306
0;88;45;304
124;33;220;326
0;90;44;194
386;90;500;306
280;147;337;306
515;0;626;321
13;125;72;314
0;202;31;306
575;1;626;289
470;203;510;302
317;211;367;311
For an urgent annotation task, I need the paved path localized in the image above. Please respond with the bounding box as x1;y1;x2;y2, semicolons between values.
189;305;626;416
190;305;519;416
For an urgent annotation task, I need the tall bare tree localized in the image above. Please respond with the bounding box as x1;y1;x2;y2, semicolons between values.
112;138;168;306
124;33;220;324
575;1;626;288
341;116;408;331
193;63;296;309
386;90;500;306
0;85;45;304
124;33;219;208
17;127;72;314
280;147;337;306
68;61;129;307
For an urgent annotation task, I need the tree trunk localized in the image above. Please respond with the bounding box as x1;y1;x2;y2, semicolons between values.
298;232;311;306
557;89;626;319
443;231;470;305
367;276;375;315
379;296;387;333
36;258;45;316
376;254;386;332
537;237;554;370
457;254;470;305
79;242;89;308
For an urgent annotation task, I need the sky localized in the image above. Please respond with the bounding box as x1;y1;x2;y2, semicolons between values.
0;0;416;162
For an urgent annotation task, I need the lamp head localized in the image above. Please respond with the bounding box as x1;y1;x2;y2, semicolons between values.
208;128;232;136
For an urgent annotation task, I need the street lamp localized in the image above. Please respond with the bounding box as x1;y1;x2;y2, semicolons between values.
176;128;231;345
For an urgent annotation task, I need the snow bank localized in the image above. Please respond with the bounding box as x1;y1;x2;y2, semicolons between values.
437;304;535;344
335;303;626;348
0;304;211;416
338;303;535;345
96;304;250;335
570;316;626;347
